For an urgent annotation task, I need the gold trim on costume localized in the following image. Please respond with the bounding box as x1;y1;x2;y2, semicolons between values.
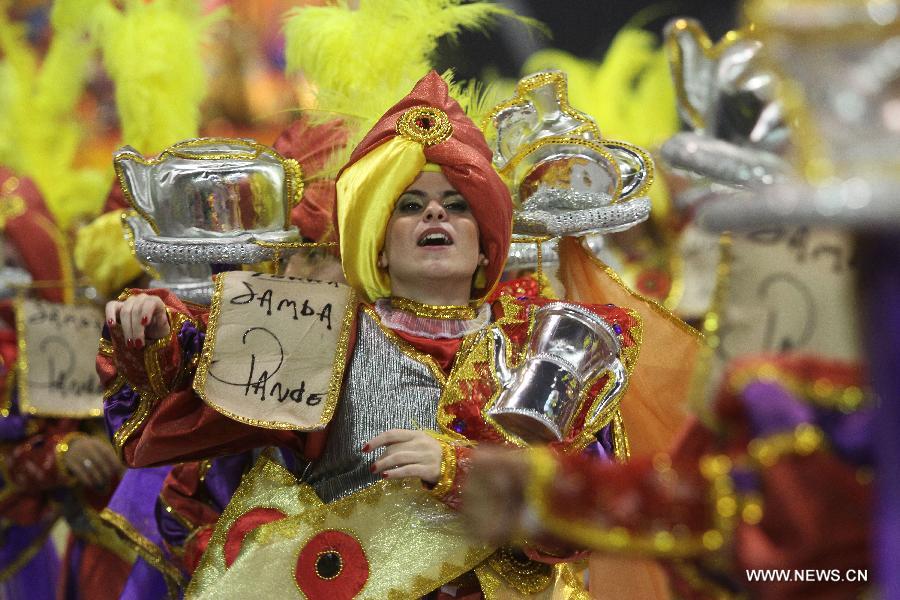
396;106;453;146
100;508;186;598
390;296;477;320
429;440;458;499
112;308;191;456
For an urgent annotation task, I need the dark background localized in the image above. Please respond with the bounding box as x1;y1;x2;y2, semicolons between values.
439;0;741;78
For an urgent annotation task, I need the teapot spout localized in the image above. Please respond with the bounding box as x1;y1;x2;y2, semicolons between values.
113;146;155;226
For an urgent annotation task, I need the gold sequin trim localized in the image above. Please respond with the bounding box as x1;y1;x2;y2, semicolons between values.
396;106;453;146
112;309;191;456
390;296;477;320
747;423;826;468
485;547;553;595
429;440;457;499
0;192;27;230
523;447;740;559
728;361;867;413
100;508;186;598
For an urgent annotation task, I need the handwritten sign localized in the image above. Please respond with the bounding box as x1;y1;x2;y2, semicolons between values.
697;226;862;400
194;271;354;430
15;299;105;417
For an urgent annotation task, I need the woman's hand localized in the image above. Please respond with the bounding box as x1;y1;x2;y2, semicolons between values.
461;446;530;544
63;436;124;490
105;293;170;348
364;429;443;484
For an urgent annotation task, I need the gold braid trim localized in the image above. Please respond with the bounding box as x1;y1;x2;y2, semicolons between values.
522;448;738;559
429;440;458;499
747;423;827;468
112;310;192;457
390;296;477;320
100;508;186;598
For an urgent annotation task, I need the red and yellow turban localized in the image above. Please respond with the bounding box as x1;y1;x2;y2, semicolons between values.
335;71;512;303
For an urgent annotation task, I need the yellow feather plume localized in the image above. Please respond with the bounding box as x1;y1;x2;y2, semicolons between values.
74;209;145;297
0;0;108;228
94;0;225;154
283;0;528;164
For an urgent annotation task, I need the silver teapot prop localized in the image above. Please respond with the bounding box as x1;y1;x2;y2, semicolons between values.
114;138;303;265
487;302;628;444
121;211;215;304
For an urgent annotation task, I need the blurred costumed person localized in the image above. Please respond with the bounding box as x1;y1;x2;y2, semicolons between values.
461;0;897;597
67;3;235;598
0;2;140;599
0;169;132;600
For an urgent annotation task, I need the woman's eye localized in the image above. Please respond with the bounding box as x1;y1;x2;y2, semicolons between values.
444;196;469;212
397;197;424;213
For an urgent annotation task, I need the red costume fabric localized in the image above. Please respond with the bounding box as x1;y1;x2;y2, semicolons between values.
522;355;871;599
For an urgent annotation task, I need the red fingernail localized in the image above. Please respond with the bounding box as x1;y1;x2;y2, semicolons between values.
382;473;389;479
134;339;144;349
361;444;370;453
369;464;376;473
140;316;149;325
126;339;133;348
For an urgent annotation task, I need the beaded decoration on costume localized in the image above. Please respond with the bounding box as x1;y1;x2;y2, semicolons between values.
396;106;453;146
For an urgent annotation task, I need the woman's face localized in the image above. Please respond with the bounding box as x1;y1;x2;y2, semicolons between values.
382;170;482;294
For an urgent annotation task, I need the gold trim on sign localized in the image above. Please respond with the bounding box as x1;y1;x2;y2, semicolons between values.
194;273;352;430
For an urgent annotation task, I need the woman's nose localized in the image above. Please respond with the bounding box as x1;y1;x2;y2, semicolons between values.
423;199;447;221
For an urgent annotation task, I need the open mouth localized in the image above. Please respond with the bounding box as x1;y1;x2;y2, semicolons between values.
417;230;453;247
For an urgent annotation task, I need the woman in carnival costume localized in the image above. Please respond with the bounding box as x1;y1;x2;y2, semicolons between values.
0;169;133;600
100;71;642;598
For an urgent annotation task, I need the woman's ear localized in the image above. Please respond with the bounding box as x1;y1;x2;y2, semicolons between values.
377;253;388;269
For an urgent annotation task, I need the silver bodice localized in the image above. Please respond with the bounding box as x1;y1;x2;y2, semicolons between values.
305;310;442;503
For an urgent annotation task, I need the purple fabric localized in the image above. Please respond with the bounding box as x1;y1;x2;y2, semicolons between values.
0;536;59;600
741;378;874;466
742;380;815;438
118;557;171;600
103;383;140;441
201;453;253;510
107;466;181;598
0;389;29;441
102;321;203;442
860;234;900;600
0;521;56;578
107;466;171;547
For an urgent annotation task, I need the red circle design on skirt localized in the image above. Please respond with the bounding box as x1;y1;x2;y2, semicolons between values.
295;529;369;599
224;507;287;567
